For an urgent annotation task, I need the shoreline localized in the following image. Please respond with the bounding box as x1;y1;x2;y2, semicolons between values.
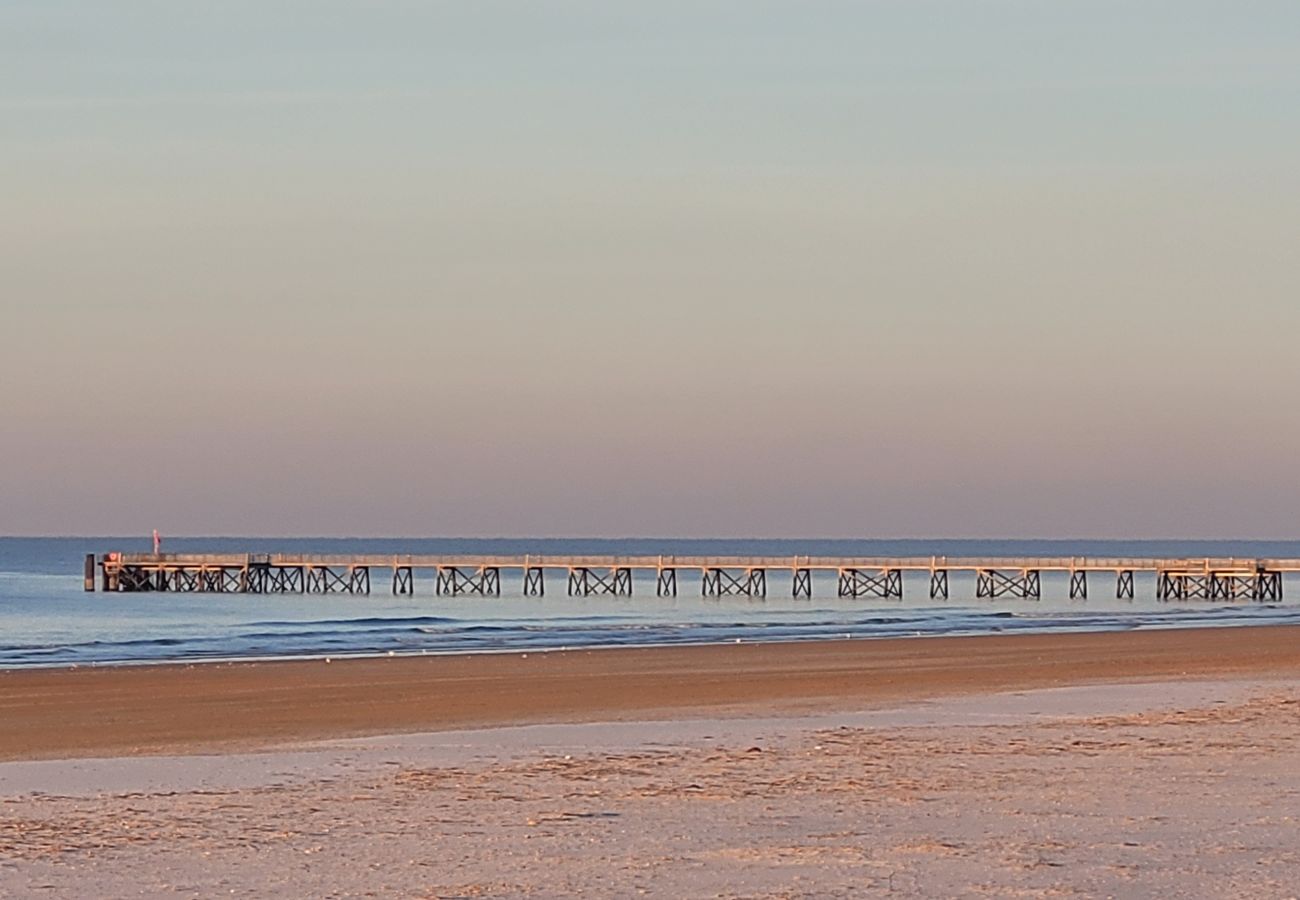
4;624;1300;761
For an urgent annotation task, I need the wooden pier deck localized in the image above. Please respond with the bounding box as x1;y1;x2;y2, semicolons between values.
87;553;1299;601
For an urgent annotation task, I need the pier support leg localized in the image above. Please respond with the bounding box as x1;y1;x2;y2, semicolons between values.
392;566;414;596
701;569;720;597
976;569;1041;600
656;568;677;598
618;568;633;596
270;566;306;593
1026;570;1041;600
567;568;589;596
1211;573;1249;600
1070;570;1088;600
435;566;500;596
567;568;632;597
792;568;812;599
1158;571;1210;601
349;566;371;595
436;567;456;596
702;568;766;597
1156;572;1174;600
837;569;903;599
1186;573;1207;599
1116;570;1134;600
116;566;154;592
523;567;545;597
84;554;96;592
929;570;948;600
305;567;343;593
1207;571;1277;601
215;567;233;592
1257;570;1283;601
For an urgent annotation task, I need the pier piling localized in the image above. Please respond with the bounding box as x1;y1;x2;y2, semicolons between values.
702;568;766;598
1070;570;1088;600
567;567;632;597
792;567;812;599
977;569;1041;600
837;568;903;599
656;568;677;597
929;569;949;600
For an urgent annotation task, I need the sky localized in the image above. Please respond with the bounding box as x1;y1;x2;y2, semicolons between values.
3;1;1300;538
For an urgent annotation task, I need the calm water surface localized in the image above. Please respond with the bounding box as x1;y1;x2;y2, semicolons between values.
3;537;1299;668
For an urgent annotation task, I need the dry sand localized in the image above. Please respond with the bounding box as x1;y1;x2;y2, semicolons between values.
3;627;1300;897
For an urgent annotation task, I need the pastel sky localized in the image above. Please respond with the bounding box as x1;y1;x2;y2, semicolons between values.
3;2;1300;537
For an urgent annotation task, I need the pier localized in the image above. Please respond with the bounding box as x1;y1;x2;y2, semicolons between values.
87;553;1295;601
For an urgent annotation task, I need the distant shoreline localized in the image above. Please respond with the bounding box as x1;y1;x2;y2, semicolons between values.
4;625;1300;762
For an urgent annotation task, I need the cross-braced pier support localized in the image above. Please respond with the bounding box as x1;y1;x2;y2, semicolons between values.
210;567;243;592
302;565;370;594
838;568;903;599
1069;570;1088;600
1116;570;1134;600
392;566;414;596
702;568;767;598
242;564;267;594
1158;569;1283;602
305;566;348;593
269;566;306;593
792;568;812;599
929;570;948;600
157;567;243;593
437;566;500;597
162;568;200;592
1157;571;1210;601
214;568;243;592
523;567;545;596
568;567;632;597
1210;572;1258;600
976;569;1041;600
113;566;157;591
1257;570;1283;601
656;568;677;597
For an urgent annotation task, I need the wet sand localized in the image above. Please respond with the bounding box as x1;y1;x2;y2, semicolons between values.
4;625;1300;760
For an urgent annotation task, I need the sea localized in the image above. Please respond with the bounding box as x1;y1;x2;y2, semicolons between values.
2;537;1299;669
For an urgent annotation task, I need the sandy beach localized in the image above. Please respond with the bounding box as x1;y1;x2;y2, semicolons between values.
4;627;1300;896
4;625;1300;760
